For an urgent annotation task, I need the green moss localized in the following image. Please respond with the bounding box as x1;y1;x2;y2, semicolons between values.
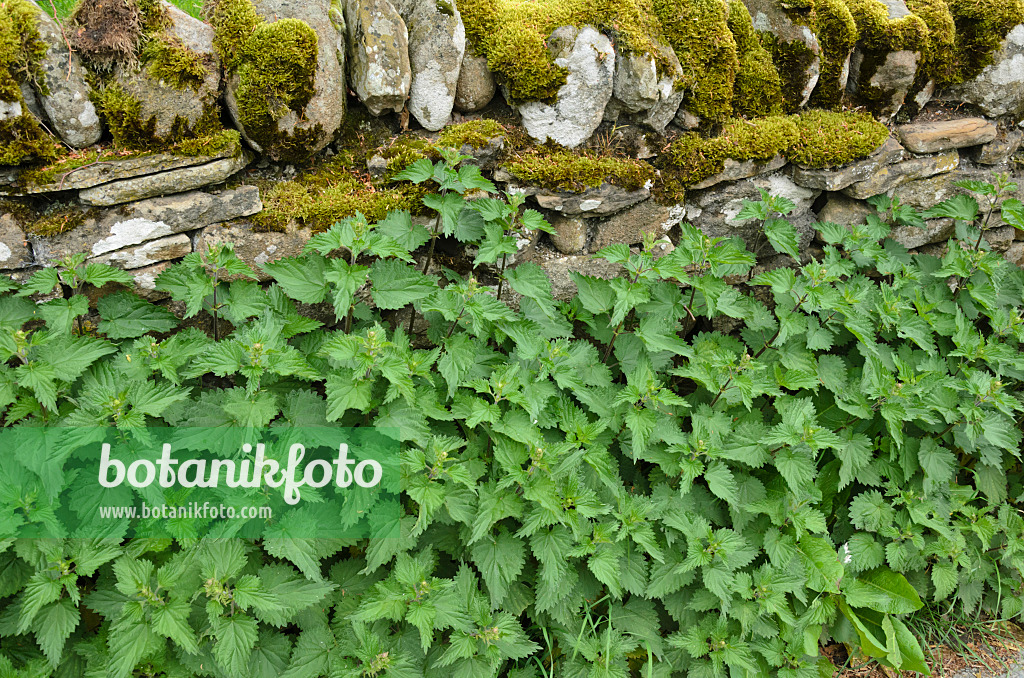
807;0;859;109
253;157;417;232
26;204;99;237
141;34;208;90
0;0;49;100
654;0;738;123
787;109;889;167
505;147;655;192
437;119;506;149
209;0;262;70
728;0;785;117
0;115;59;166
946;0;1024;83
460;0;667;104
762;35;817;113
379;136;439;178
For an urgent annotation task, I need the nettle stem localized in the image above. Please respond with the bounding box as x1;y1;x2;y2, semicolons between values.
212;270;220;342
496;254;508;301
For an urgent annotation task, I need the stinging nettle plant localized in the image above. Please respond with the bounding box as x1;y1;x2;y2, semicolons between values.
0;163;1024;678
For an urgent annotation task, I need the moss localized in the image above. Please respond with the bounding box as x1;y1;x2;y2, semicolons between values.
946;0;1024;83
762;35;817;113
26;204;99;237
654;0;738;123
379;136;439;177
141;34;208;90
505;147;655;192
787;109;889;167
728;0;785;117
253;157;417;232
208;0;262;71
806;0;859;109
437;119;506;149
460;0;667;104
0;114;59;166
0;0;49;100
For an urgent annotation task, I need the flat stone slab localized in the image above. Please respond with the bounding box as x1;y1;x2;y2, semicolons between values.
90;234;192;269
896;118;997;154
790;137;905;191
79;152;252;206
0;139;242;195
691;155;788;190
842;150;960;199
590;200;684;252
966;127;1024;165
30;186;262;262
0;214;32;270
530;183;651;217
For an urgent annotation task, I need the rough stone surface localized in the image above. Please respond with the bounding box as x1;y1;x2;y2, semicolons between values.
892;173;958;210
517;26;615;148
31;187;263;261
113;3;221;140
816;193;874;226
454;52;495;112
346;0;411;116
402;0;465;131
195;219;310;280
130;262;174;300
896;118;997;154
0;214;31;270
29;1;102;147
608;41;684;133
790;137;905;191
965;128;1024;165
685;173;820;253
691;155;787;191
984;225;1017;251
78;152;252;206
743;0;821;106
944;24;1024;117
890;218;954;249
530;183;650;217
1005;241;1024;266
842;150;960;199
847;48;919;119
534;252;624;302
226;0;347;158
1;140;243;197
549;215;587;254
91;234;192;269
590;200;685;252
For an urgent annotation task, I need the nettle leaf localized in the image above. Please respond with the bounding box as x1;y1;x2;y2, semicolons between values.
843;567;923;615
34;598;79;665
97;291;179;339
38;295;89;335
369;259;437;309
763;217;800;259
262;255;330;304
213;613;259;676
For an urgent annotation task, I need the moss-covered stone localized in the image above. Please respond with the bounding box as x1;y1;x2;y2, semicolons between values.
728;0;785;117
92;81;223;150
26;203;98;237
946;0;1024;83
0;0;56;166
209;0;262;70
141;33;209;90
505;147;656;192
787;109;889;167
437;119;505;149
806;0;859;108
762;34;818;113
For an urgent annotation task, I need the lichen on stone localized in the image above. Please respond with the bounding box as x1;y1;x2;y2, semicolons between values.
787;109;889;167
505;147;655;191
728;0;785;117
437;119;505;149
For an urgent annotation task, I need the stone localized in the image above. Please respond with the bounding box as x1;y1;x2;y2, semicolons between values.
892;173;958;210
816;193;874;227
889;218;954;249
29;1;102;147
517;25;614;149
590;200;684;252
847;48;919;120
692;155;788;190
226;0;347;159
608;40;685;133
965;128;1024;165
195;219;311;280
0;214;32;270
112;3;221;141
455;134;504;170
345;0;411;116
19;81;45;121
402;0;465;131
842;150;959;199
684;172;820;254
0;139;243;196
896;118;997;154
983;225;1016;251
130;262;175;300
742;0;821;106
91;234;192;269
944;24;1024;117
31;186;262;261
1004;241;1024;267
790;137;905;191
530;182;650;217
534;251;624;302
674;108;701;130
78;151;252;206
454;52;495;112
549;215;587;254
